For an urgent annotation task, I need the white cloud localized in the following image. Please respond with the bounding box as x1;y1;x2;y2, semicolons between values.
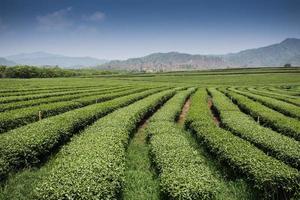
83;11;105;22
36;7;73;31
36;8;105;32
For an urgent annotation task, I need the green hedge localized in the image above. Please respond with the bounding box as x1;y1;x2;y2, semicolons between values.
0;85;103;97
266;87;300;96
32;89;175;199
146;88;221;199
0;86;131;112
186;89;300;199
148;122;219;200
223;89;300;141
0;86;114;104
231;88;300;119
149;88;195;123
209;88;300;169
0;87;149;133
0;87;166;181
246;87;300;106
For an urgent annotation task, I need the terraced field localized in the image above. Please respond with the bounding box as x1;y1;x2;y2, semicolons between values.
0;70;299;200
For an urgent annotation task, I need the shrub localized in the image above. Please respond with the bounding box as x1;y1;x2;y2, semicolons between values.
186;89;300;198
33;89;175;199
0;87;166;180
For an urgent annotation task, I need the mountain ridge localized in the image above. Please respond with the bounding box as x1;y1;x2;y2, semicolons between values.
0;57;16;66
4;52;108;68
1;38;300;70
99;38;300;71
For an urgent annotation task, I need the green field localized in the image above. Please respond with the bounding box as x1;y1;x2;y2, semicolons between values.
0;67;299;200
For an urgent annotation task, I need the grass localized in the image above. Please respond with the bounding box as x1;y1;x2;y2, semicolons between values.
0;167;43;199
123;122;160;200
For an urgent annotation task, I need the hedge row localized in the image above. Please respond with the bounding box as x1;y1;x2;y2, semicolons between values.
0;87;166;180
246;87;300;106
149;88;196;123
0;85;132;112
186;89;300;198
0;87;150;133
259;87;299;98
0;87;79;98
0;85;117;104
266;87;300;96
149;122;219;200
223;89;300;141
32;89;175;199
209;88;300;169
147;89;220;199
232;88;300;119
0;85;102;96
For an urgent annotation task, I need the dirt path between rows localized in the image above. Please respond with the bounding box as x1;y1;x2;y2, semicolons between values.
178;98;191;125
207;98;221;126
134;119;149;144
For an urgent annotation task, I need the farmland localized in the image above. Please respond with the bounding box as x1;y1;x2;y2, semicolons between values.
0;67;299;200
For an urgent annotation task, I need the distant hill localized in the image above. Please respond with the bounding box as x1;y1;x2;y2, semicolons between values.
6;52;108;68
2;38;300;70
0;57;16;66
100;38;300;71
223;38;300;67
101;52;228;71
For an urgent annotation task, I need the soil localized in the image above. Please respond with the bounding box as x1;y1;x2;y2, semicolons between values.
178;98;191;125
207;98;221;126
134;119;149;144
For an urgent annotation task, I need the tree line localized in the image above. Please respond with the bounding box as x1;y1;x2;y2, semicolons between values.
0;65;125;78
0;65;79;78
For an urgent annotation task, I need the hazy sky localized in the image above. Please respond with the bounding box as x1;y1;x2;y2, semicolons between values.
0;0;299;59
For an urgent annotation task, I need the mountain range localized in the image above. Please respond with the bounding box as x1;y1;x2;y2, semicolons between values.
223;38;300;67
100;38;300;71
1;38;300;70
1;52;107;68
0;57;16;66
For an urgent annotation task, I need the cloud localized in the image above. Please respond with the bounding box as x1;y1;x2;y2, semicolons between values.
36;7;73;31
36;8;105;32
83;11;105;22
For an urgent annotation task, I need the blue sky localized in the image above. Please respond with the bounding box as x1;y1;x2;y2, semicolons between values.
0;0;299;59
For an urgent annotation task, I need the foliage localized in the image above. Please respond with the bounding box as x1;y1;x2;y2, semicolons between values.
186;89;300;198
0;86;130;111
0;65;129;78
0;70;299;199
223;89;300;141
231;88;300;119
209;88;300;169
0;87;165;180
245;87;300;106
0;65;78;78
266;87;300;96
0;87;147;133
284;63;292;67
33;89;175;199
146;88;220;199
